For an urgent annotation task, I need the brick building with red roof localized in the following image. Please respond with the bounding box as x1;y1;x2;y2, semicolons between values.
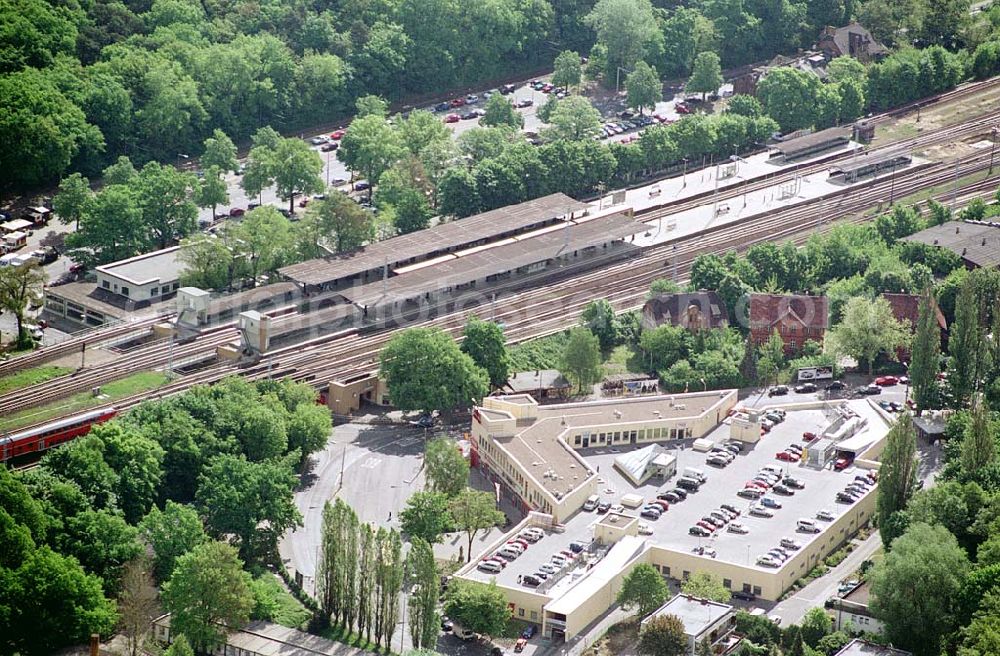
882;292;947;361
749;293;829;356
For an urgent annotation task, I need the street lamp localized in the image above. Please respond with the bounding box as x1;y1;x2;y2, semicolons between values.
615;66;632;95
990;126;998;175
681;157;690;189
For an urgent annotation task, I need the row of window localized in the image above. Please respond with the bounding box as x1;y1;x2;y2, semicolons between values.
100;279;181;297
654;564;763;597
570;425;693;447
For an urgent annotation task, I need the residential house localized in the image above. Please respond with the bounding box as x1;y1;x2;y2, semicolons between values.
827;581;884;635
641;291;727;332
749;293;829;356
642;594;736;655
817;22;888;63
833;638;912;656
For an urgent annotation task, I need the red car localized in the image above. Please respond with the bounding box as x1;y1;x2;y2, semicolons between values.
650;500;670;512
675;102;691;114
450;98;465;108
776;451;798;462
541;83;554;93
834;457;852;471
444;113;460;123
803;431;817;442
875;376;898;386
229;207;245;217
696;521;717;532
329;129;346;140
746;480;768;490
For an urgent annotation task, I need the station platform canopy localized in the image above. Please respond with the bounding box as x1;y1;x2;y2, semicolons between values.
829;149;911;179
278;193;588;288
770;126;852;160
345;212;643;308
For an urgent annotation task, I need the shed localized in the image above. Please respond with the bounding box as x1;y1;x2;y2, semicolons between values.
1;219;33;233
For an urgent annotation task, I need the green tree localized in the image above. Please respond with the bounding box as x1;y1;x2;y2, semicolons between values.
877;412;919;549
196;167;228;221
726;94;763;118
338;114;406;196
959;590;1000;656
757;330;786;387
870;523;970;656
139;501;206;582
376;157;434;233
640;324;689;374
560;327;603;392
397;110;452;158
103;156;138;186
0;262;47;347
756;67;822;132
200;129;239;174
618;563;669;617
315;499;360;628
543;96;603;142
162;541;254;652
195;454;301;561
443;579;511;637
582;299;620;353
910;289;942;413
481;94;524;130
0;546;116;656
53;172;91;230
462;316;511;390
379;328;490;414
60;508;143;591
230;207;297;285
686;51;723;101
438;168;481;218
627;61;662;114
91;422;164;524
584;0;662;81
286;402;332;468
400;491;453;543
448;489;504;562
961;402;997;476
406;538;440;650
178;232;234;290
308;192;375;252
829;296;910;374
799;607;832;647
816;631;851;656
356;94;389;118
425;437;471;497
552;50;583;90
681;571;730;602
133;161;199;250
164;635;195;656
271;138;324;215
948;274;988;408
638;614;688;656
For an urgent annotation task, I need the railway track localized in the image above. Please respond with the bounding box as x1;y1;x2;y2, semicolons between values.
3;86;1000;424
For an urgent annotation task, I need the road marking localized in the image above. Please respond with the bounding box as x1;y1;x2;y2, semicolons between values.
361;457;382;469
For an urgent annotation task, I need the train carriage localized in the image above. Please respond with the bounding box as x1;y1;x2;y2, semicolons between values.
0;407;118;462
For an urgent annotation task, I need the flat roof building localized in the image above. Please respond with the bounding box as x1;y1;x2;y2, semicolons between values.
770;127;852;161
834;639;911;656
504;369;572;399
642;594;736;655
828;580;884;635
95;246;183;303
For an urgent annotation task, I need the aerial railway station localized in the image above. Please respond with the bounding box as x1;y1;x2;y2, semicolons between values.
768;126;854;161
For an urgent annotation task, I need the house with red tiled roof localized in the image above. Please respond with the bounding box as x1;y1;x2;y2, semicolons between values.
882;293;947;361
749;293;829;356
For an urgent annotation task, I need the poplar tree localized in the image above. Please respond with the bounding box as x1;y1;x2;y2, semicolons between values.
407;538;439;650
356;524;376;644
877;413;919;548
909;289;941;414
947;276;986;407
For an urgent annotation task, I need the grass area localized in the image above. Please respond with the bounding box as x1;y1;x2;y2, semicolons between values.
0;365;72;395
0;370;171;432
863;169;993;215
315;623;382;653
603;344;646;377
508;331;570;371
254;574;312;629
876;121;919;143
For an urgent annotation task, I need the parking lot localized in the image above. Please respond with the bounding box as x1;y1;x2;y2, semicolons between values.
465;399;889;593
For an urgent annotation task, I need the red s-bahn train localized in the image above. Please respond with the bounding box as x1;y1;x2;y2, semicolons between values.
1;407;118;462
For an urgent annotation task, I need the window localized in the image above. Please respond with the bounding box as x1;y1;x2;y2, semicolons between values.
121;286;129;297
150;287;158;296
742;583;752;593
574;435;581;445
682;570;690;581
518;608;525;617
102;280;110;289
752;585;762;596
530;612;538;621
723;578;732;589
173;282;180;290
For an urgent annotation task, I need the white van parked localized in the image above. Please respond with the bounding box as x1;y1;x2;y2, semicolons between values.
477;560;502;573
583;495;600;511
684;467;707;483
796;518;820;533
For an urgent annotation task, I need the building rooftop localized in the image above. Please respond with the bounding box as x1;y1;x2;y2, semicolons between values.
901;221;1000;269
344;212;643;306
96;246;183;286
642;291;727;330
882;293;947;330
485;391;734;498
829;150;911;177
279;193;588;287
835;639;911;656
842;579;872;605
749;293;829;331
545;536;647;616
154;615;358;656
645;594;735;636
505;370;572;394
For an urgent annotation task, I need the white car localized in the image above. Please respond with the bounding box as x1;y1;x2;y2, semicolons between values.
757;555;780;568
749;505;774;518
780;538;803;550
727;522;749;534
538;563;557;574
638;522;654;535
816;509;836;521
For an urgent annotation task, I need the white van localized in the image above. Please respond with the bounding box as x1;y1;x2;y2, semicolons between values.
521;528;543;542
796;519;820;533
497;546;521;560
583;495;600;511
620;494;644;509
477;560;502;573
684;467;707;483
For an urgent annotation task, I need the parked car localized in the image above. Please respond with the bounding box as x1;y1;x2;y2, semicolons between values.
757;555;780;567
721;503;741;516
776;451;798;462
825;380;846;391
803;431;818;442
794;382;817;393
229;207;246;217
670;487;689;500
450;98;465;108
501;84;517;94
760;497;783;509
772;484;794;496
834;457;852;471
675;102;691;114
689;525;711;537
321;142;339;152
658;491;681;504
707;455;730;467
863;384;882;395
434;102;452;112
816;509;836;521
875;375;899;386
638;521;654;535
640;507;662;520
522;575;541;587
522;626;537;639
516;98;534;108
738;488;764;499
309;136;328;145
768;385;789;397
749;505;774;518
465;94;480;104
460;111;479;120
836;492;857;504
784;477;806;489
727;522;749;534
731;590;757;601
